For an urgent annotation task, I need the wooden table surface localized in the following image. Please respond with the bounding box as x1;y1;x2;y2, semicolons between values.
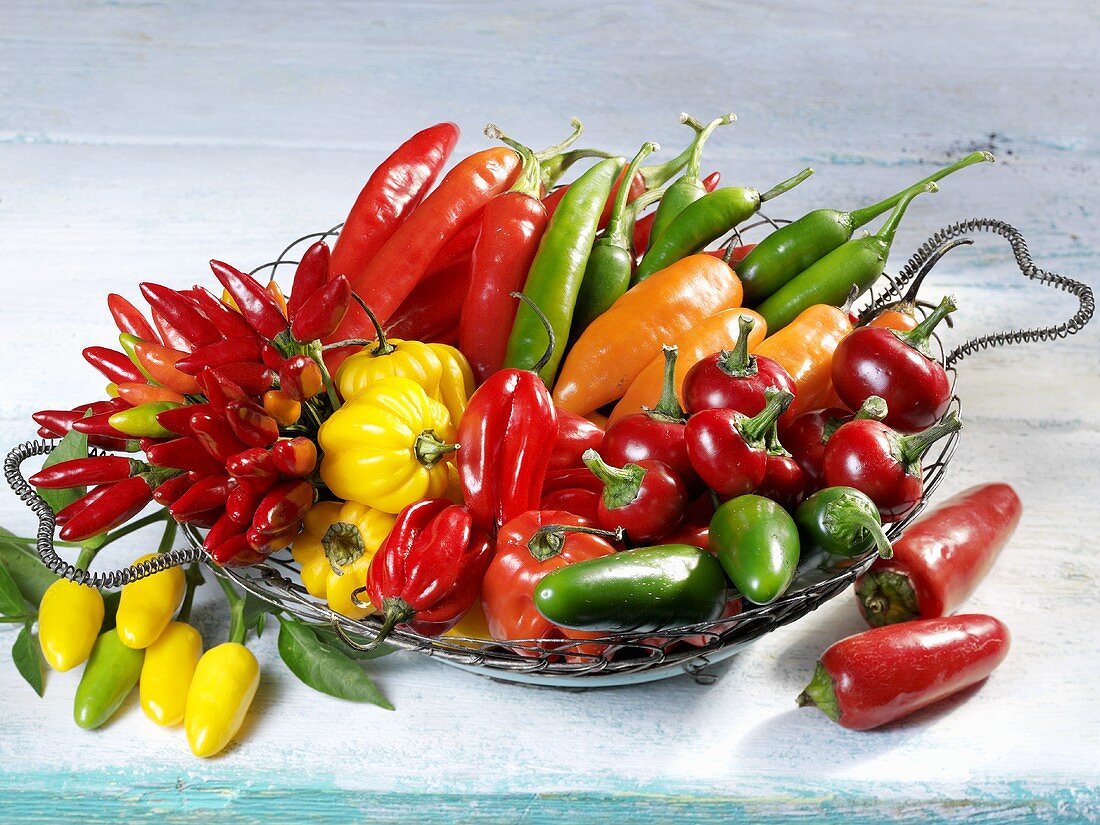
1;1;1097;822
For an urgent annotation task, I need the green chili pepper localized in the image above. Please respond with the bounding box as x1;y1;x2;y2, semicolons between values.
710;495;800;605
118;333;160;385
632;168;814;286
533;544;727;633
646;113;735;249
74;629;145;729
795;486;893;571
108;401;181;438
736;151;993;306
504;155;625;384
570;141;659;338
756;182;937;333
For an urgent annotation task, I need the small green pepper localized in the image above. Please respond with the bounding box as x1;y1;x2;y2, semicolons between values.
108;401;181;438
795;486;893;569
533;544;727;633
74;629;145;729
710;495;800;605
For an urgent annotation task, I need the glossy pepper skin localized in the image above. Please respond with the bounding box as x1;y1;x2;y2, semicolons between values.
710;495;800;605
58;475;156;542
185;642;260;757
757;423;806;510
780;397;888;495
291;274;351;343
74;630;145;729
319;376;456;514
457;368;557;535
385;255;471;346
582;449;688;545
140;621;203;726
856;483;1021;627
798;614;1010;730
116;553;186;649
534;544;727;633
209;260;289;340
286;239;330;322
550;407;604;471
334;305;444;401
38;579;105;671
366;499;493;640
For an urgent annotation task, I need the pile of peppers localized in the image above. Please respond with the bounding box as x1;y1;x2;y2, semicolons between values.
13;113;1023;742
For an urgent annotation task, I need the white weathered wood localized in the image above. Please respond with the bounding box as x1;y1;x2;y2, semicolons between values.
0;1;1097;821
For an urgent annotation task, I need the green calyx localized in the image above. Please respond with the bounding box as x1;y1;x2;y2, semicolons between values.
894;294;958;355
485;124;543;198
322;521;365;571
133;461;183;490
642;345;687;423
796;662;840;722
822;396;888;443
717;315;758;378
739;388;794;445
582;449;645;511
856;569;920;627
414;429;459;469
892;411;962;472
822;493;893;559
526;523;624;563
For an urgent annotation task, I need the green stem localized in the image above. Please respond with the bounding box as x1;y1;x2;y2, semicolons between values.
93;509;170;551
604;141;659;247
176;563;204;623
636;117;703;189
414;429;459;469
307;341;341;411
797;662;840;722
717;315;758;378
540;148;616;190
759;167;815;203
526;523;623;563
510;291;556;376
896;294;957;351
75;546;97;571
350;293;396;356
581;449;644;510
822;396;887;442
678;112;735;182
216;574;247;645
644;345;687;422
895;411;962;469
485;124;543;198
856;570;920;627
739;388;794;445
875;182;937;246
4;536;81;548
534;117;583;162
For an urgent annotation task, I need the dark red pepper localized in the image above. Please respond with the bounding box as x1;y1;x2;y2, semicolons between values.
195;368;252;411
581;449;688;544
152;473;193;506
225;485;264;527
151;309;194;353
187;286;261;342
539;487;602;523
72;411;130;440
271;437;318;478
190;410;249;463
176;337;265;376
287;240;330;321
58;476;154;541
549;407;604;471
169;475;234;521
780;397;888;496
209;260;289;340
54;484;113;527
30;456;135;489
140;282;223;347
291;275;351;343
224;401;280;449
210;363;276;396
225;447;280;493
278;356;322;402
145;436;226;475
107;293;159;342
82;347;146;385
155;403;211;437
209;532;265;568
250;479;314;536
755;423;806;510
384;256;471;346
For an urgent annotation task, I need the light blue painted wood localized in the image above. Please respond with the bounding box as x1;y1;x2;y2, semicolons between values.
1;1;1097;823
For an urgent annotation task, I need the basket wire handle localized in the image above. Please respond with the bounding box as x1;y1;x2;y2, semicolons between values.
871;218;1094;369
4;439;205;587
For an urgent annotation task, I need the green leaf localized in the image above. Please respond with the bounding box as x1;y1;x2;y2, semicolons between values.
0;559;33;618
34;427;90;514
0;531;59;607
12;624;46;696
242;593;273;636
313;625;396;661
276;615;393;709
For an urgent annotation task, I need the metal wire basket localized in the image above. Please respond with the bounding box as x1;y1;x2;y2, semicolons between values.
6;218;1093;687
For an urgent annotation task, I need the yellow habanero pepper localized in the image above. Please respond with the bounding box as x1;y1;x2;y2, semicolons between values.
318;377;456;514
428;343;475;424
185;641;259;758
115;553;186;649
140;621;202;726
291;500;396;619
38;578;105;671
335;307;444;401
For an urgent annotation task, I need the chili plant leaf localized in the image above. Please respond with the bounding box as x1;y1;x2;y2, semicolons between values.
12;623;46;697
313;625;395;660
0;559;33;619
0;530;59;606
276;615;393;710
242;593;273;636
34;427;90;514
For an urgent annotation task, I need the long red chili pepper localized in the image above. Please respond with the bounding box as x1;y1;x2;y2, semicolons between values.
152;473;193;506
426;218;482;274
140;283;223;347
145;437;227;475
287;240;330;321
30;456;135;489
151;309;194;352
58;476;154;541
291;275;351;343
209;260;289;340
329;123;459;290
82;347;146;385
225;447;280;493
249;479;314;537
190;410;249;463
107;293;159;342
224;400;279;448
187;286;260;342
169;475;233;521
155;403;211;436
176;337;264;376
384;256;472;345
54;484;114;527
856;483;1022;626
798;614;1011;730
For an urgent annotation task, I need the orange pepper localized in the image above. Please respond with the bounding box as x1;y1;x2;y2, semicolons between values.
263;389;302;426
609;308;767;424
115;382;187;407
754;304;852;418
131;339;201;395
868;307;919;332
266;281;289;318
552;254;743;416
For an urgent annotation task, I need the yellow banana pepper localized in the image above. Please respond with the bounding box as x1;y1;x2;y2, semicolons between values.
185;641;260;758
115;553;186;649
291;500;396;619
428;343;475;424
319;377;456;514
140;621;203;726
38;578;105;671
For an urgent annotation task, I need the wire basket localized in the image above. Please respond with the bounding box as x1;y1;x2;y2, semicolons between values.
6;218;1093;687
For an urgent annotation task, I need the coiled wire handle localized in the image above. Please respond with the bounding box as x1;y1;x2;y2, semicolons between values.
863;218;1094;369
3;439;204;587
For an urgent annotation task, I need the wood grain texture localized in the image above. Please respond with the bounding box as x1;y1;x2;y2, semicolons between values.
1;1;1098;823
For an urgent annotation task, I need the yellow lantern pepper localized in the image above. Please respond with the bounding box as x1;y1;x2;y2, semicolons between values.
291;500;396;618
140;621;203;726
334;304;444;401
318;377;456;514
115;553;186;649
185;641;259;758
428;343;475;424
38;578;105;671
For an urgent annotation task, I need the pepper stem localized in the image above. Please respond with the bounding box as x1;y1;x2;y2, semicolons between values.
875;182;937;247
759;167;815;203
895;294;958;352
176;563;204;623
739;388;794;445
856;570;920;627
510;292;556;376
898;239;973;306
643;345;687;423
526;523;624;563
581;449;645;510
485;124;542;198
822;396;888;442
534;117;583;162
764;421;790;457
678;112;735;182
717;316;758;378
350;293;396;356
414;429;459;469
824;496;893;559
540;148;616;190
604;141;659;248
216;574;247;645
796;662;840;722
636;115;704;189
895;411;963;470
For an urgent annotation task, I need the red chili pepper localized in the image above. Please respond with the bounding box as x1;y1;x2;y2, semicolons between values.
190;410;249;463
633;171;721;253
426;218;482;275
115;383;186;407
823;411;962;522
151;309;193;352
72;411;130;440
833;295;957;433
329;123;459;294
856;483;1021;626
194;370;250;414
456;367;557;536
384;256;471;345
224;401;279;449
209;260;289;340
210;532;266;568
246;523;300;556
107;293;158;342
271;437;317;478
756;423;806;509
278;356;322;402
261;343;286;371
54;484;113;527
780;397;888;496
152;473;192;506
168;474;233;521
798;614;1010;730
140;282;223;347
549;407;604;471
176;337;264;376
539;487;602;523
684;388;794;498
366;498;493;643
681;315;798;430
211;363;276;396
59;476;154;541
332;146;522;334
291;275;351;343
154;403;209;436
287;240;330;321
82;347;145;385
187;286;261;342
225;485;263;526
145;436;227;475
250;479;314;536
30;456;135;489
225;447;280;493
581;450;688;544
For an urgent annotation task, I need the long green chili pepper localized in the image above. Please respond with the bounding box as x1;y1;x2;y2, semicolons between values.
646;113;736;250
73;630;145;729
632;168;815;285
571;141;660;338
504;155;626;384
737;151;994;305
756;182;937;332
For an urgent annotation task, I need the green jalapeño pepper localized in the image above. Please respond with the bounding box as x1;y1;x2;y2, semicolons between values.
795;486;893;570
74;629;145;729
710;495;800;605
533;544;727;633
505;155;625;385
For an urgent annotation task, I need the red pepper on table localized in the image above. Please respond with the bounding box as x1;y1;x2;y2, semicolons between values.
684;388;794;498
176;337;265;376
30;456;136;489
82;347;146;385
189;410;249;464
209;260;289;340
225;448;280;493
140;282;223;347
168;475;234;522
384;256;472;345
278;356;323;402
365;498;493;644
187;286;261;342
58;476;155;541
107;293;159;342
271;437;317;478
224;401;279;449
581;449;688;544
329;123;459;294
823;411;963;522
633;171;721;253
798;614;1011;730
291;275;351;343
287;240;330;321
144;437;226;476
549;406;604;471
856;483;1021;626
780;397;888;496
